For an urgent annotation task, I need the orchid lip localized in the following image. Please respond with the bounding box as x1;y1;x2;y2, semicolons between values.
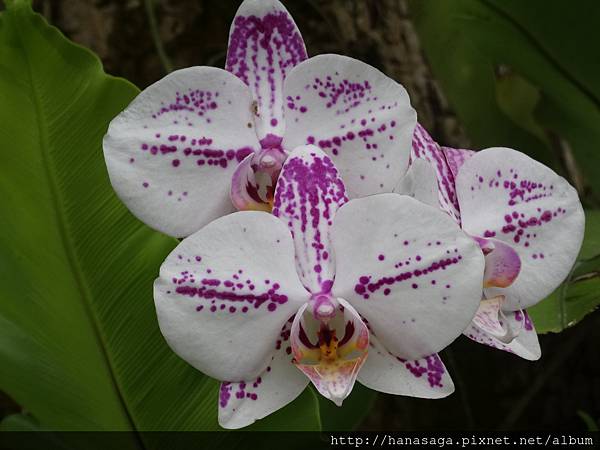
472;296;519;344
291;299;369;406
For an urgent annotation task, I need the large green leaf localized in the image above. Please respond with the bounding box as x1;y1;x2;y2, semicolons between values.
0;0;320;442
528;210;600;333
411;0;600;199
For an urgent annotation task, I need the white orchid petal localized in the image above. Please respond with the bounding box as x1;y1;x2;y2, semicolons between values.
273;145;347;293
218;317;309;429
465;309;541;361
358;334;453;398
154;211;309;382
104;67;259;237
455;148;585;310
411;124;461;222
283;54;416;198
226;0;307;141
332;194;484;360
394;157;440;208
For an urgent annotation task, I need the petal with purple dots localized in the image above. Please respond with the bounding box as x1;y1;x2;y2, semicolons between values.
226;0;307;142
442;146;475;179
282;54;416;199
154;211;309;382
455;148;585;310
273;145;348;293
331;194;484;360
218;317;309;429
464;309;541;361
357;334;454;398
411;124;461;223
104;67;259;237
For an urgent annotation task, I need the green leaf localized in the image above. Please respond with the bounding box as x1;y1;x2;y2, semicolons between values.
0;1;320;440
528;210;600;333
0;413;40;431
577;410;599;432
411;0;600;198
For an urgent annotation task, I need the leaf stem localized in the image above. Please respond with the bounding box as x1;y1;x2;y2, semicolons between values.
143;0;173;74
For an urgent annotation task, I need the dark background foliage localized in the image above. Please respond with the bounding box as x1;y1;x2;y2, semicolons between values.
1;0;599;432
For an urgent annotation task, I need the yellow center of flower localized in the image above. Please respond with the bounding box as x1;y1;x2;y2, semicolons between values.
318;327;339;362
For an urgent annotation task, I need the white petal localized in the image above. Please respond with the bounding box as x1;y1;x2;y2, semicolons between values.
104;67;259;237
331;194;484;360
411;124;461;222
464;309;541;361
226;0;307;141
154;211;309;381
218;317;309;429
455;148;585;310
282;54;416;198
273;145;347;293
394;157;440;208
358;334;453;398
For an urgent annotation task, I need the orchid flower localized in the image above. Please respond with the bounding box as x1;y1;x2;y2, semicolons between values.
154;146;484;428
103;0;416;238
396;124;585;360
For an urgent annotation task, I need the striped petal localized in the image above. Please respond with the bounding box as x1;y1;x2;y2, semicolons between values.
273;145;347;294
226;0;307;141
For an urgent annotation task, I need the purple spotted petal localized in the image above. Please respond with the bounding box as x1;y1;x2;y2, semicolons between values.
442;146;475;179
273;146;348;294
218;317;309;429
473;236;521;289
465;309;541;361
282;54;416;198
331;194;484;360
291;299;369;406
226;0;307;141
358;333;454;398
104;67;258;237
411;124;461;223
455;148;585;310
154;211;309;382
